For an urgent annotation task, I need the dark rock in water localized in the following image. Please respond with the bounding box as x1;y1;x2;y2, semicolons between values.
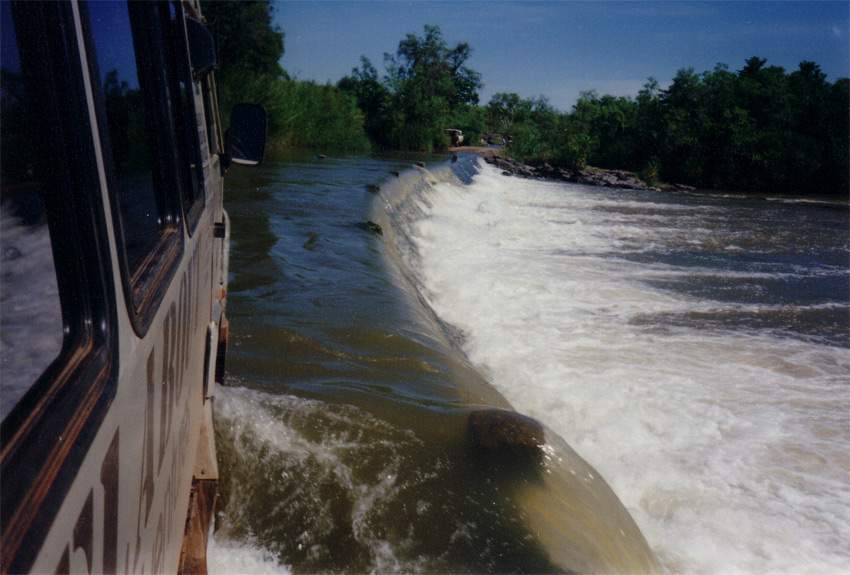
389;170;401;177
483;154;659;191
355;220;383;236
316;154;326;159
365;184;381;195
468;409;545;466
302;231;320;251
416;161;426;168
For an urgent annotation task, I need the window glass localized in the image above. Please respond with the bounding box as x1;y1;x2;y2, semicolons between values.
89;1;161;271
0;0;64;421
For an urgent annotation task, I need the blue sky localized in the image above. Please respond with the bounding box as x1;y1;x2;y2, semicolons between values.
274;1;849;111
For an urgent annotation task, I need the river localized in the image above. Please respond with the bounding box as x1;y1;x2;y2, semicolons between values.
208;150;849;574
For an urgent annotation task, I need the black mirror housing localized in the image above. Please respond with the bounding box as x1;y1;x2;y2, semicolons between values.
225;104;267;168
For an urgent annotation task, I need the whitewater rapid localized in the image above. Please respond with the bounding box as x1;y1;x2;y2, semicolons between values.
399;160;849;574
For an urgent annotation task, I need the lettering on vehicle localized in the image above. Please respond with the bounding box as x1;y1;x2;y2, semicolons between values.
54;237;208;574
53;432;118;575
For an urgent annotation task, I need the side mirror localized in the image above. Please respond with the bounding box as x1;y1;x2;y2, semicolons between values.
224;104;267;168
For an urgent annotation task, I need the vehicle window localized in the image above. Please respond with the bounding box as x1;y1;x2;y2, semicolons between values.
88;1;162;272
0;0;64;421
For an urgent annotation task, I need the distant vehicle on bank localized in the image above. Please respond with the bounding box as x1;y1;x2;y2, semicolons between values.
446;129;464;146
0;1;265;573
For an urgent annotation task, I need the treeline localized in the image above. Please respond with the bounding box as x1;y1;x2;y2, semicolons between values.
493;59;849;194
203;1;848;194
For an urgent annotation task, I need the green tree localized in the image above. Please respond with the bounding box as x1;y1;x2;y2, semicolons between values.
634;77;664;174
338;57;393;147
201;0;285;126
734;59;790;189
486;92;524;134
201;0;284;83
827;77;850;194
784;61;831;191
201;1;369;151
383;25;483;150
575;92;641;170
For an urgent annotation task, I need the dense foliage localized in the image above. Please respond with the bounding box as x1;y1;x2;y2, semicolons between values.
339;25;484;151
202;1;846;194
491;58;849;195
201;0;370;151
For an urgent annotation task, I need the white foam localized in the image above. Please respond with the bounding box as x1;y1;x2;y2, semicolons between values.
209;384;429;574
404;162;850;574
208;535;291;575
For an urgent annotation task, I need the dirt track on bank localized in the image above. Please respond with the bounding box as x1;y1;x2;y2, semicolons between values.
446;146;501;156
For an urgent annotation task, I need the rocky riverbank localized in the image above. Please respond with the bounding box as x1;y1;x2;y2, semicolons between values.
447;147;696;192
485;154;662;190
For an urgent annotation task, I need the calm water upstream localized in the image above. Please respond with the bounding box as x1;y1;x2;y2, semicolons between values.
208;150;849;574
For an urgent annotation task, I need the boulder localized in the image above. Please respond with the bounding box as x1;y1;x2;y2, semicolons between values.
468;409;545;466
355;220;383;236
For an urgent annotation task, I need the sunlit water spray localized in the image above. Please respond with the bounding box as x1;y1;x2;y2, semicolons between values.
399;160;849;573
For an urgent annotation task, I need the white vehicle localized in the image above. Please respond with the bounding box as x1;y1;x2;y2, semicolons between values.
0;1;265;572
446;128;464;146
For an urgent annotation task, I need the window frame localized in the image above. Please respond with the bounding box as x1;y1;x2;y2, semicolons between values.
168;1;208;234
0;3;119;573
84;0;193;336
